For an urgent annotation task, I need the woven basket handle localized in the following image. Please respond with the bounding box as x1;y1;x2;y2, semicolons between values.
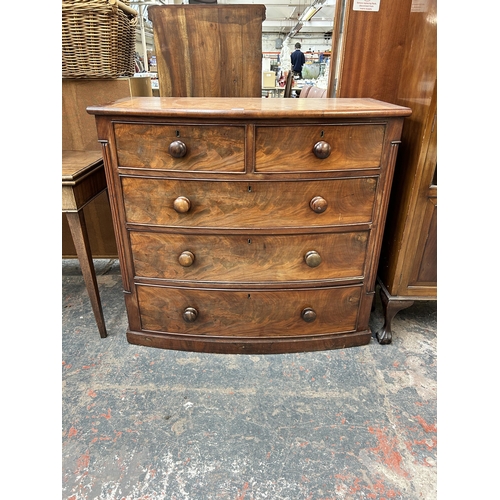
108;0;137;17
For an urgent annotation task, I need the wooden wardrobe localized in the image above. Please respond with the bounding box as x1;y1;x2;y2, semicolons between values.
328;0;437;342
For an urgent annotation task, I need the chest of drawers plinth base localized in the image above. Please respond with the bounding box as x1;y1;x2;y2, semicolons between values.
88;97;411;354
127;329;373;355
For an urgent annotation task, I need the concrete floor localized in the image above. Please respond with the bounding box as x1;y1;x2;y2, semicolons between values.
62;258;437;500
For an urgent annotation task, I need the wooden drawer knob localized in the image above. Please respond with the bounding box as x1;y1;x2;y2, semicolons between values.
313;140;331;159
173;196;191;213
309;196;328;213
304;250;322;267
301;307;317;323
183;307;198;323
178;251;195;267
168;140;187;158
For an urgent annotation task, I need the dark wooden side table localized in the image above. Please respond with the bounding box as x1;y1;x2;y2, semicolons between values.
62;150;109;338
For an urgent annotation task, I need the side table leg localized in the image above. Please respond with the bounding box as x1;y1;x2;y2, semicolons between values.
375;285;413;345
66;211;108;338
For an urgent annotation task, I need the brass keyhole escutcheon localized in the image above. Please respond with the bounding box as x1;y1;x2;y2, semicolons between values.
178;251;195;267
183;307;198;323
168;140;187;158
173;196;191;213
301;307;317;323
304;250;322;268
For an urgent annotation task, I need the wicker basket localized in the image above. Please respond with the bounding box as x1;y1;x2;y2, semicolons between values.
62;0;137;79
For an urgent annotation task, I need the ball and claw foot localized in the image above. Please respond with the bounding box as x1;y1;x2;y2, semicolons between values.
376;326;393;344
376;284;414;345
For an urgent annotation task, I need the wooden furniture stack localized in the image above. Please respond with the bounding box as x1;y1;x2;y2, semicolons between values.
88;97;410;354
62;78;131;338
328;0;437;342
62;78;131;258
147;5;266;98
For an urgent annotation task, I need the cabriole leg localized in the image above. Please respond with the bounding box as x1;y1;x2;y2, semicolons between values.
375;286;413;344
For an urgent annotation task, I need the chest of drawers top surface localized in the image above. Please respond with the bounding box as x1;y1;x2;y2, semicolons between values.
87;97;411;120
89;98;410;355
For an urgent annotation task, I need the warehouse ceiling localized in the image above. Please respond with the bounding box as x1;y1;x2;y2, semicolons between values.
131;0;335;39
217;0;336;35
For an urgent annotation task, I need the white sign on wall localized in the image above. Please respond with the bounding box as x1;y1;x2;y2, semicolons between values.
411;0;428;12
353;0;381;11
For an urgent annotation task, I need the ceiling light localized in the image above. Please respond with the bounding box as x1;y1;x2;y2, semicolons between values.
302;6;319;21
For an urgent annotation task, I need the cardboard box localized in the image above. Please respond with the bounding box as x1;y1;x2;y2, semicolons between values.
262;71;275;88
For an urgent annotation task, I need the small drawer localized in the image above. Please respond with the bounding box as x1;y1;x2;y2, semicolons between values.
121;177;377;228
130;231;369;283
255;124;385;172
113;123;245;172
137;284;362;337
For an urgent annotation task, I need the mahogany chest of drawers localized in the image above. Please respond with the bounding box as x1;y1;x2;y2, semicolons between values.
88;97;411;354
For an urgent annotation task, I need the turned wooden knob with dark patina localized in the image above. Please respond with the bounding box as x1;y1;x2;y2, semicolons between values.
301;307;317;322
173;196;191;213
178;251;195;267
168;140;187;158
304;250;322;268
183;307;198;322
313;140;331;159
309;196;328;213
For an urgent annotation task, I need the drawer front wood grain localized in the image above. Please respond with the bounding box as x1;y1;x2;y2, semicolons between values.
137;285;361;336
114;123;245;172
121;177;377;228
130;231;369;282
255;124;385;172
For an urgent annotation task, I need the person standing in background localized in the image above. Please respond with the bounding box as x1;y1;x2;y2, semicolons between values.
290;42;305;79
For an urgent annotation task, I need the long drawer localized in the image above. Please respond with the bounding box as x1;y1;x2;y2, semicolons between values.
137;284;362;336
130;230;369;283
121;177;378;228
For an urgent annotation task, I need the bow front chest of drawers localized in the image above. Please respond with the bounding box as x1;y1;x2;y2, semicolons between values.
88;97;411;354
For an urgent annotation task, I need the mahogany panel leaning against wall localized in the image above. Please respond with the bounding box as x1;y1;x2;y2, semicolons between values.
148;5;266;98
